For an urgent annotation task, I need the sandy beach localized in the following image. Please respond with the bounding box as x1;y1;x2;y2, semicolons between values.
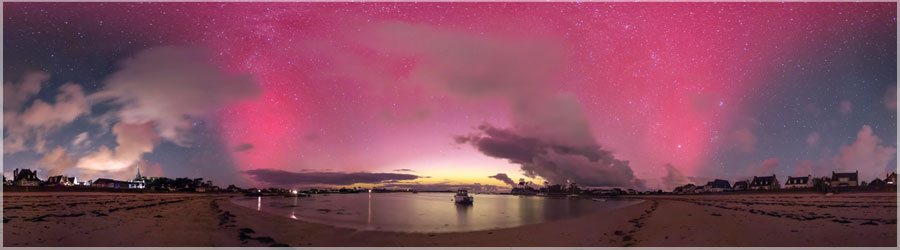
3;191;896;247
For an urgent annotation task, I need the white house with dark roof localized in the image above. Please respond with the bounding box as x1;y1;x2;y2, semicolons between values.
830;171;859;187
785;175;812;189
750;175;780;190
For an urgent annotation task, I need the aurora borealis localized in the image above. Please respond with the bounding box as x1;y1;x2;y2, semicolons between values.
3;2;897;190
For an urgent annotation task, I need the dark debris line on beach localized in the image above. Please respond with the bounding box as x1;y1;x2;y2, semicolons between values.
621;199;659;247
211;199;290;247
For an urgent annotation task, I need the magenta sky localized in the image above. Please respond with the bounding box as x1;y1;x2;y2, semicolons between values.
4;3;897;190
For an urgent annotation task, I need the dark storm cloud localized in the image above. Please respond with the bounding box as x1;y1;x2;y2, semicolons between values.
244;169;420;186
488;173;516;186
233;143;254;152
456;124;644;189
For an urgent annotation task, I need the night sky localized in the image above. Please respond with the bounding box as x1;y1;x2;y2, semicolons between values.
3;2;897;190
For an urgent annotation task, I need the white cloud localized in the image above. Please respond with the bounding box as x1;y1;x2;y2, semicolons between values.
3;81;90;154
71;132;90;147
90;46;261;147
75;122;160;173
833;125;896;181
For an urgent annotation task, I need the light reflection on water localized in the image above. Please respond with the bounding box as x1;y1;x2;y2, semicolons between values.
232;193;641;233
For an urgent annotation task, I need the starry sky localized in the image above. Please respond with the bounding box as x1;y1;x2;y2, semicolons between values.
3;2;897;190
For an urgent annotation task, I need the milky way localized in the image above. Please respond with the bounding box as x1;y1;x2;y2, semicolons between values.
4;3;896;189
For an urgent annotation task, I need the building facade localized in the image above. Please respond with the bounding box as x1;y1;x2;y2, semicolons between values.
785;175;813;189
750;175;780;190
830;171;859;187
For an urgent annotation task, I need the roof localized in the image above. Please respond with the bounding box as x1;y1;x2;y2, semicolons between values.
706;179;731;189
751;175;777;186
786;176;810;185
831;171;858;182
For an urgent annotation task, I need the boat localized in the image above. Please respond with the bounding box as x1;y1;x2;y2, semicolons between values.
453;189;474;204
591;198;606;202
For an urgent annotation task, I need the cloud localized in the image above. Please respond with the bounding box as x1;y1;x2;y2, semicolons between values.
72;132;90;147
731;127;757;153
839;100;852;115
37;146;76;177
393;168;416;172
885;86;897;111
806;132;820;147
3;72;47;111
792;160;821;177
488;173;517;186
75;122;160;173
4;79;91;154
751;158;779;175
833;125;896;181
456;124;644;188
244;169;420;186
661;164;692;190
90;46;261;147
358;22;642;188
233;143;254;152
380;182;508;192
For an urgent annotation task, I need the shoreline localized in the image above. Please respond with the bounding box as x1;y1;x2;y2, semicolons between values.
3;191;896;247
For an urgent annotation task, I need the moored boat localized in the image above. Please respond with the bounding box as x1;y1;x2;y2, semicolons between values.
453;189;474;204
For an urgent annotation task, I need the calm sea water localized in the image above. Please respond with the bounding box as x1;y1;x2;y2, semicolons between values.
231;192;642;233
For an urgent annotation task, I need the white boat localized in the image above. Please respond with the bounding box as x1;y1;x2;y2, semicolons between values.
592;198;606;202
453;189;474;204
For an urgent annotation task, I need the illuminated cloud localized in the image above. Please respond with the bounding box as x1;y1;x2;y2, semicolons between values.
3;78;90;154
37;146;76;177
751;158;779;175
833;125;896;181
91;46;261;147
75;122;160;173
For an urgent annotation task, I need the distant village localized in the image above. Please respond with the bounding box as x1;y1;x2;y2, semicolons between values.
5;167;228;193
508;170;898;196
4;167;419;195
5;166;898;196
670;170;898;194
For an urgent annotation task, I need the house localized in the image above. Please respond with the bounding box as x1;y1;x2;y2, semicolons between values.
830;171;858;187
785;175;813;189
750;175;780;190
92;178;142;189
886;172;897;185
46;175;77;186
92;178;120;188
705;179;732;192
12;168;41;187
732;180;749;191
870;178;886;186
679;184;697;194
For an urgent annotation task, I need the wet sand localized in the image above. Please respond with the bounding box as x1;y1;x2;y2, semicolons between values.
3;192;896;247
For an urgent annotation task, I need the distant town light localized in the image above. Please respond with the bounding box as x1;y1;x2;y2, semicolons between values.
291;190;298;194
